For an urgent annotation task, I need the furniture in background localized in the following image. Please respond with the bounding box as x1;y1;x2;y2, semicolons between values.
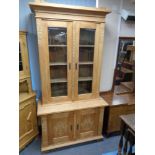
118;114;135;155
19;31;38;151
29;2;110;151
101;92;135;135
103;37;135;135
112;37;135;94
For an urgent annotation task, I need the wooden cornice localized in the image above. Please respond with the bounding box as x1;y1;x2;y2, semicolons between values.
29;2;111;17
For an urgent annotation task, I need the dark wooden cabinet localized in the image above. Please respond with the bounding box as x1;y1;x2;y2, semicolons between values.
103;103;135;134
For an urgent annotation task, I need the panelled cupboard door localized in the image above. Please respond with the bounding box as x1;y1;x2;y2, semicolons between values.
73;22;100;100
41;21;73;103
47;112;74;145
19;98;37;149
76;108;99;139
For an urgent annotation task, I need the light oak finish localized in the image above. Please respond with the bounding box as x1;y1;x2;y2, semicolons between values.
19;31;38;151
19;31;30;79
45;21;73;103
19;77;32;93
42;112;74;147
41;107;104;151
74;21;100;100
29;2;111;16
76;108;99;139
29;2;110;151
42;135;103;151
37;98;108;116
19;32;32;93
30;3;110;103
19;93;38;150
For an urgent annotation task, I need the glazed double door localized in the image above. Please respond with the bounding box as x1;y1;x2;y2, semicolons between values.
40;20;100;103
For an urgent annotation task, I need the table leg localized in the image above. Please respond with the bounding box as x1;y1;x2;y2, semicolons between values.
123;129;129;155
118;121;126;155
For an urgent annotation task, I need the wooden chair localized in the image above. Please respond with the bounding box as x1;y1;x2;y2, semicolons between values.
118;128;135;155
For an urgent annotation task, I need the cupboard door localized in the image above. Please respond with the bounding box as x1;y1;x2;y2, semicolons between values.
74;22;100;100
76;108;99;139
19;97;37;149
40;21;73;103
46;112;74;145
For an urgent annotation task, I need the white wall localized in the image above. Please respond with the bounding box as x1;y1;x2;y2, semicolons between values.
120;0;135;36
98;0;135;92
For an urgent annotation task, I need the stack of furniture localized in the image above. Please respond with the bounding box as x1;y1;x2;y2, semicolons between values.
114;45;135;94
19;31;38;150
120;45;135;93
29;2;111;152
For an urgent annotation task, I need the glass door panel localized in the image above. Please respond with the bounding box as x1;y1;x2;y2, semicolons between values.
78;28;95;95
48;27;68;97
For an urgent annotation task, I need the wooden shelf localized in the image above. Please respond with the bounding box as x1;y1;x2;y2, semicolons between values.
116;76;123;81
50;78;67;83
115;85;132;95
79;61;93;65
79;45;94;47
120;67;133;74
49;62;67;66
79;77;92;81
37;97;108;116
123;61;134;66
19;92;36;103
120;50;127;54
127;45;135;52
48;45;67;47
121;82;134;92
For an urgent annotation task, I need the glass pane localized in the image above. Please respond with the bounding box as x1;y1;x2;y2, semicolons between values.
48;27;67;45
79;47;94;62
19;42;23;71
50;66;67;80
51;83;67;97
48;27;68;97
78;28;95;94
79;65;93;77
78;81;92;94
80;29;95;45
49;47;67;63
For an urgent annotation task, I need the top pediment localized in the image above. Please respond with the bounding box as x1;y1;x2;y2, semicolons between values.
29;2;111;17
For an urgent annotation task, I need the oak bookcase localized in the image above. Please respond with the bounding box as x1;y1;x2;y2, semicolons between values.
29;2;111;151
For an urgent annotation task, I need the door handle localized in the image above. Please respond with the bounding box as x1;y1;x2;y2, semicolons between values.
75;63;78;70
77;124;79;130
27;112;32;121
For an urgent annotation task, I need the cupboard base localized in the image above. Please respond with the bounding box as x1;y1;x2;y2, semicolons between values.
38;98;108;152
19;132;38;151
41;135;103;152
